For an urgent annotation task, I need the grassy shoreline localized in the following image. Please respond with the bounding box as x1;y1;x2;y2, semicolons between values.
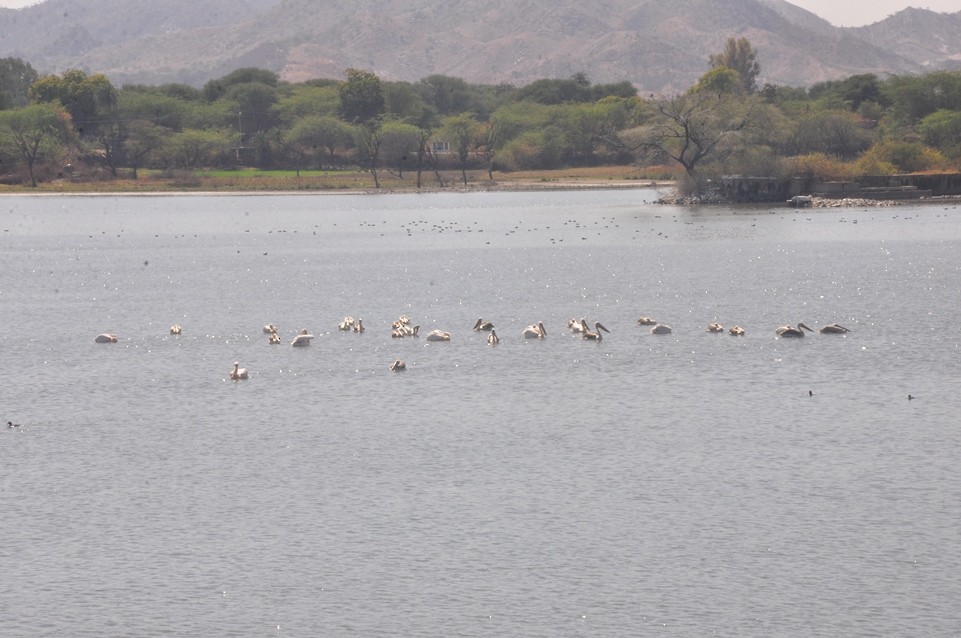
0;166;677;195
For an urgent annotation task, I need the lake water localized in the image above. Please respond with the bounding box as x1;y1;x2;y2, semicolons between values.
1;189;959;637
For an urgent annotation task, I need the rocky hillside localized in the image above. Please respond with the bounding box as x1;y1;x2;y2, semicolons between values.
0;0;957;92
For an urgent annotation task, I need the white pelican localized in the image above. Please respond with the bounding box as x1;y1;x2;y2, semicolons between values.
389;359;407;372
582;321;610;341
230;362;248;381
392;324;419;338
707;323;724;333
425;329;451;342
338;316;354;331
776;322;813;337
728;325;746;336
819;323;850;334
637;316;657;325
473;318;494;331
170;324;182;335
291;329;314;347
650;324;672;334
263;324;278;334
568;318;587;333
523;321;547;339
352;319;364;333
268;332;281;344
94;333;118;343
487;329;500;345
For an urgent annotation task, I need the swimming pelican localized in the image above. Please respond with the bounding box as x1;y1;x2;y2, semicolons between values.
707;323;724;333
650;324;672;334
352;319;365;333
776;322;813;337
523;321;547;339
338;316;354;331
582;321;610;341
425;329;451;342
94;333;118;343
263;324;278;334
728;325;746;336
170;324;182;335
819;323;850;334
473;318;494;331
568;318;588;333
230;362;248;381
389;359;407;372
637;316;657;325
291;329;313;347
392;324;419;338
487;329;500;345
268;332;281;344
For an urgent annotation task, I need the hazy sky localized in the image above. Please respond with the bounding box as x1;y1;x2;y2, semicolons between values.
0;0;958;27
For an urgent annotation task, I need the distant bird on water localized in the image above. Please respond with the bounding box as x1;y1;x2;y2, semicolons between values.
230;362;248;381
776;322;813;338
819;323;850;334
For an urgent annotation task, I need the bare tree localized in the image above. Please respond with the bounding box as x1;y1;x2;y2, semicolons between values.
623;91;753;191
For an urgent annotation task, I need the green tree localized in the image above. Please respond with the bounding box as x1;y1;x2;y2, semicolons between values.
788;110;872;159
379;120;422;178
0;57;38;110
283;115;354;174
693;67;741;96
272;84;340;126
338;69;386;124
29;69;117;137
166;128;229;169
124;121;165;179
223;81;279;146
417;75;477;116
709;37;761;94
203;68;278;102
441;113;479;185
882;71;961;124
919;109;961;154
809;74;885;111
355;120;384;188
0;103;73;186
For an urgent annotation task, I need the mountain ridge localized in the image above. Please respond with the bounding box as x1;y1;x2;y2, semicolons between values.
0;0;957;92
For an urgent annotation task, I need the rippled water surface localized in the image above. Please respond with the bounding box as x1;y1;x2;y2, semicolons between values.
2;190;960;637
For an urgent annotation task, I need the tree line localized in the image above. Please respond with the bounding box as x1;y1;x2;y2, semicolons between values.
0;38;960;192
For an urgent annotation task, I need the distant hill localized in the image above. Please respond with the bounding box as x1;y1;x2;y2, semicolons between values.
0;0;957;92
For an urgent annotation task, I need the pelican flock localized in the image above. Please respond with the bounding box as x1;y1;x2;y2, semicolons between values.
89;316;855;384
